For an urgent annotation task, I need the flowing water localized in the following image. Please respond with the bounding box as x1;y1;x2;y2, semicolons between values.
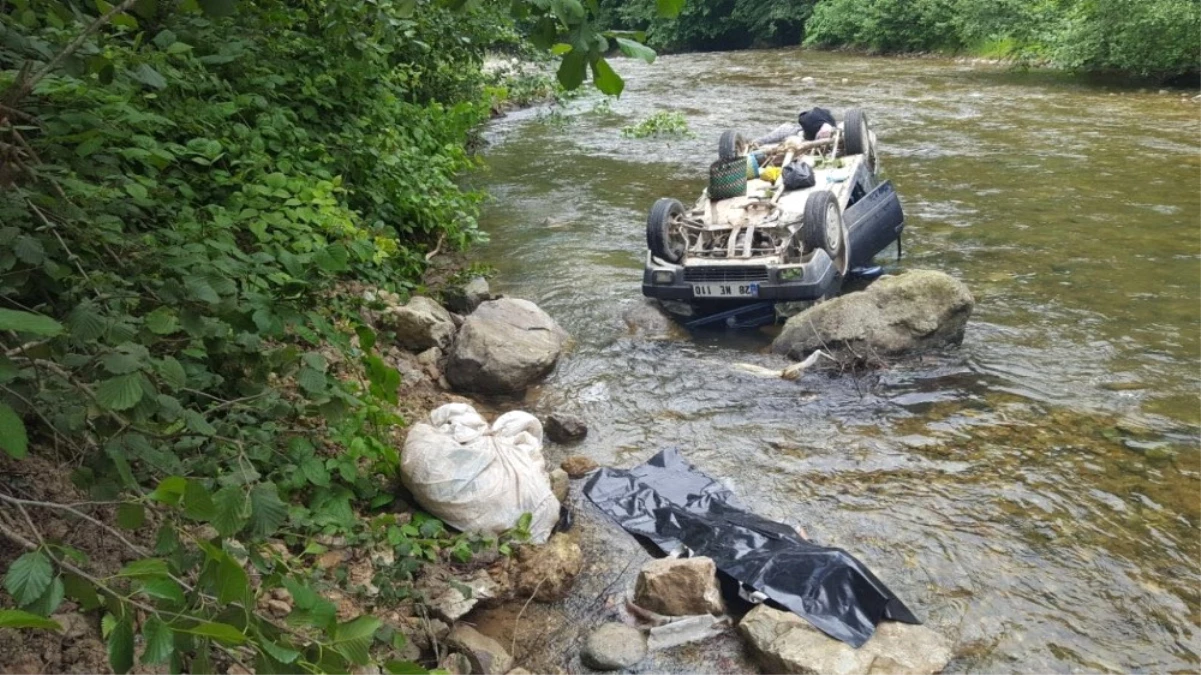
469;50;1200;673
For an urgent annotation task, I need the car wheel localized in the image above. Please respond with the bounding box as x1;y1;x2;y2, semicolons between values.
647;198;687;263
718;130;748;161
801;191;844;258
843;109;870;156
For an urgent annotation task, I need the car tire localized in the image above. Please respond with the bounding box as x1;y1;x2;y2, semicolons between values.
718;130;748;161
801;190;844;258
647;198;687;263
843;109;870;156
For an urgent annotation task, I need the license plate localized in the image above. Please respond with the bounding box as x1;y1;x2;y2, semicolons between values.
692;283;758;298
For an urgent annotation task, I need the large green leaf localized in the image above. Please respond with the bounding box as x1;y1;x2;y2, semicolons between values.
615;37;656;64
0;308;63;336
141;616;174;664
591;57;625;96
5;551;53;606
108;617;135;674
24;576;64;616
116;503;146;530
656;0;685;18
149;476;187;505
118;558;170;579
140;578;185;605
248;483;288;539
211;486;250;536
0;609;62;631
557;49;587;90
216;554;249;605
184;480;216;521
333;615;381;666
175;621;246;645
258;639;301;664
95;374;145;411
0;403;28;459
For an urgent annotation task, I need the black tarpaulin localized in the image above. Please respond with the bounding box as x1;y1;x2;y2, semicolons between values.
582;448;918;648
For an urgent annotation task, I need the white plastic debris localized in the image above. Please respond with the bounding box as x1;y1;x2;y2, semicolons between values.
402;403;560;543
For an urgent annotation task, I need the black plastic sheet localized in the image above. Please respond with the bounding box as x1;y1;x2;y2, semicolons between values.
582;448;918;648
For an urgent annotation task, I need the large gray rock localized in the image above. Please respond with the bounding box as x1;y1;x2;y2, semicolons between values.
581;623;647;671
447;624;514;674
738;605;953;675
446;299;570;394
772;270;974;361
634;557;725;617
384;296;457;352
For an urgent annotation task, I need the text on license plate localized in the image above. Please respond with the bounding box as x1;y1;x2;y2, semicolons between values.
692;283;758;298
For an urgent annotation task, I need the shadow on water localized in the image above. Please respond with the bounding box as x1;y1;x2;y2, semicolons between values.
469;49;1200;673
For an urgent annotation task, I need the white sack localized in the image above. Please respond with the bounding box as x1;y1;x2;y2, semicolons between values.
401;403;559;543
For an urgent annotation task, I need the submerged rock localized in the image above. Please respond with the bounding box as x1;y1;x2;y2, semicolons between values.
545;412;588;443
384;296;457;352
447;624;514;674
738;605;952;675
633;557;725;617
446;298;570;394
581;623;647;671
622;299;687;340
549;468;569;503
772;270;974;361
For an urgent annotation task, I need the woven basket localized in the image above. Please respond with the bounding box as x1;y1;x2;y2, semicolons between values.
709;157;747;201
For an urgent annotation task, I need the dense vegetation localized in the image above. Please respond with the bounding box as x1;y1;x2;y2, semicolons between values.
0;0;669;672
601;0;1201;80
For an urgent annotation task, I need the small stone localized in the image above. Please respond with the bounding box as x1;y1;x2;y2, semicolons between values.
545;412;588;443
561;455;598;478
417;347;442;367
50;612;91;640
841;78;849;84
447;624;514;674
438;652;473;675
801;76;816;85
647;614;727;651
266;599;292;617
633;557;725;616
550;468;569;504
581;623;647;671
317;550;348;569
506;669;533;675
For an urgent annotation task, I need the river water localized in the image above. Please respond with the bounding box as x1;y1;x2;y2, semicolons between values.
469;50;1200;673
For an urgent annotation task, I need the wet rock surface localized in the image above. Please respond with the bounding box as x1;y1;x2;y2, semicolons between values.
633;556;725;616
446;298;570;394
385;295;457;352
581;623;648;671
738;604;953;675
545;412;588;443
622;299;687;340
773;270;974;360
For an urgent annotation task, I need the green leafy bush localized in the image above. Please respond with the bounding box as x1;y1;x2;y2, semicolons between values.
621;110;694;137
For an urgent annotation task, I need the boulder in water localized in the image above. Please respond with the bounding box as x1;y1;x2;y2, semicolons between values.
772;270;973;361
738;604;952;675
445;298;570;394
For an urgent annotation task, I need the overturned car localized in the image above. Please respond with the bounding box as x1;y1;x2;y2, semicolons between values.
641;108;904;320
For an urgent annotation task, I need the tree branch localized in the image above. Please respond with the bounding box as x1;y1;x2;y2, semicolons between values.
4;0;140;105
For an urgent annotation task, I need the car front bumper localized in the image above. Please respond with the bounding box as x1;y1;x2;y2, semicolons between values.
640;250;842;303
